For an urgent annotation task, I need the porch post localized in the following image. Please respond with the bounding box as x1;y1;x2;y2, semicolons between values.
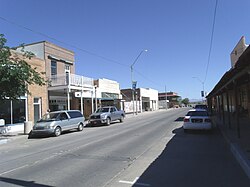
91;87;94;113
67;88;70;110
67;73;71;110
95;86;98;111
80;76;83;114
221;92;225;126
226;89;231;129
234;82;240;138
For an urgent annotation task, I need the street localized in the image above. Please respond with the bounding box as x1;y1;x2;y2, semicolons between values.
0;108;250;187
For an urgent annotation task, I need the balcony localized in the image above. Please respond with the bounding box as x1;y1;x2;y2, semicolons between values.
48;74;94;91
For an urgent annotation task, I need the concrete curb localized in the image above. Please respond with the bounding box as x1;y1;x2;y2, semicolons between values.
230;143;250;179
216;122;250;179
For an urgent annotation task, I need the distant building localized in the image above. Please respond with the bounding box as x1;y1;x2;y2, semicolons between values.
158;92;181;108
94;78;122;109
121;88;158;113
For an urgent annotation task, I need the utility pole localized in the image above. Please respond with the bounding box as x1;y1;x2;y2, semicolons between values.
130;49;147;115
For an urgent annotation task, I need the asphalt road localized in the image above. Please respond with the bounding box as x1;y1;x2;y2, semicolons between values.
0;108;249;187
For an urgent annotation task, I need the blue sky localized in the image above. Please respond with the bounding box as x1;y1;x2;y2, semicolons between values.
1;0;250;100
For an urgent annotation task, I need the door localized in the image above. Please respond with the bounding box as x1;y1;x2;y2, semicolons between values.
34;98;41;123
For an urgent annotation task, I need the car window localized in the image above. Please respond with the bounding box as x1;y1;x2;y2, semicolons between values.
59;112;68;120
195;105;208;109
67;111;83;118
96;108;109;113
186;111;208;116
38;112;60;122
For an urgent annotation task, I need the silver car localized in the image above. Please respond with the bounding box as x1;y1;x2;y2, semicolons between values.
31;110;85;137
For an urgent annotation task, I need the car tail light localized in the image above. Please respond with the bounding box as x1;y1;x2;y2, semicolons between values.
184;118;189;122
205;119;211;122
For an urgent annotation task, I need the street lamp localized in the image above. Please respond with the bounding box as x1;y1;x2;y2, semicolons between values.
131;49;148;115
192;77;205;102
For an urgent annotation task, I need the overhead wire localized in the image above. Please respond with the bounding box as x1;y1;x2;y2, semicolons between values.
0;16;128;67
203;0;218;83
0;15;162;89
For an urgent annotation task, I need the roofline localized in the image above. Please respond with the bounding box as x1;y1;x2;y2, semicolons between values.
14;41;75;54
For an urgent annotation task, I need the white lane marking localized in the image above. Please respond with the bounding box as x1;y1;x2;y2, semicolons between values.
119;177;150;186
0;164;29;176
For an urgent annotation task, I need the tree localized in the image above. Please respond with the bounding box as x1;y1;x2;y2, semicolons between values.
0;34;46;101
181;98;190;106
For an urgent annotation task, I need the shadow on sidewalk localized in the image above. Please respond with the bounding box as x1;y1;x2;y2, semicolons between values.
133;127;250;187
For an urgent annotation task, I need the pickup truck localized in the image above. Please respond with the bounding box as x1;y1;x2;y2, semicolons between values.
89;106;125;126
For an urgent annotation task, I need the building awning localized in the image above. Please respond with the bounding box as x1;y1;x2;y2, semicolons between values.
207;46;250;98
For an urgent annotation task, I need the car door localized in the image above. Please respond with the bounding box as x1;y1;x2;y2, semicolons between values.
111;107;118;120
58;112;70;131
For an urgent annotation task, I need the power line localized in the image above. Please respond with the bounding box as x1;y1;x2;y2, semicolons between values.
134;69;164;88
0;16;128;67
203;0;218;83
0;16;163;90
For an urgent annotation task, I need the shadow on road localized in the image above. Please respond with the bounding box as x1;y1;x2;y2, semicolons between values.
174;117;184;122
133;127;250;187
0;177;55;187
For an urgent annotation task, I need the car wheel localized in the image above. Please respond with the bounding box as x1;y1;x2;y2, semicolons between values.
120;116;124;123
54;127;61;137
106;118;111;126
78;123;84;131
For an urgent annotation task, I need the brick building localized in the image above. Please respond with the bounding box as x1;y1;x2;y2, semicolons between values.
0;51;48;125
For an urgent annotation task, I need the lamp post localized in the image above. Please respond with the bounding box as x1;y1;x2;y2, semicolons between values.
192;77;205;103
131;49;147;115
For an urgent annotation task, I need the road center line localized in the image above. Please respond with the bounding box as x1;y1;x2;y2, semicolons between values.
119;177;150;186
0;164;29;176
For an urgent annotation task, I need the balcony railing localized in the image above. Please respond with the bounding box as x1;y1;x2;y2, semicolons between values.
49;74;94;87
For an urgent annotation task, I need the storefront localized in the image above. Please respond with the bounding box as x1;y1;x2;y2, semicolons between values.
0;97;27;125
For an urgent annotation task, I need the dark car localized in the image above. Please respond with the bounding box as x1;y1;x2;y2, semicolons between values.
194;104;208;110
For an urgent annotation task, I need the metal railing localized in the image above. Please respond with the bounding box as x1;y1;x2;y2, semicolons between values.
49;74;94;87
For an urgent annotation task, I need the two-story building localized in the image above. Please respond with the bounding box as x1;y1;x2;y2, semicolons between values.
15;41;94;121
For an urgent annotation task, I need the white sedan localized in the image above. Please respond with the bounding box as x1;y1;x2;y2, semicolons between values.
183;109;212;131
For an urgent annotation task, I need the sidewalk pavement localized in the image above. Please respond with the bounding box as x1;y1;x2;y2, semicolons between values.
212;116;250;179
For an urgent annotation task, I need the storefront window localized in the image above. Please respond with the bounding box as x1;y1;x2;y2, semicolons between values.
0;100;11;124
0;99;26;125
13;100;26;123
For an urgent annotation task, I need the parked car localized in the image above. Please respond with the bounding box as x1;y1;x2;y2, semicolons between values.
194;104;208;110
89;106;125;126
31;110;85;137
183;109;212;132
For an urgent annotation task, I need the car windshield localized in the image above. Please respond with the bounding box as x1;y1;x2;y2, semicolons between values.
37;112;60;122
96;108;109;113
195;105;208;110
186;111;208;116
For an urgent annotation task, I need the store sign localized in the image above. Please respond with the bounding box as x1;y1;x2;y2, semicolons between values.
132;81;137;90
75;91;92;98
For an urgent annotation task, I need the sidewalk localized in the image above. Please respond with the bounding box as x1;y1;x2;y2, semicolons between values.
212;116;250;179
0;124;27;145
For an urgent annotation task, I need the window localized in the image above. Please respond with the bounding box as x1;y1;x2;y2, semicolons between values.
51;60;57;76
67;111;83;118
65;64;70;71
59;112;68;120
